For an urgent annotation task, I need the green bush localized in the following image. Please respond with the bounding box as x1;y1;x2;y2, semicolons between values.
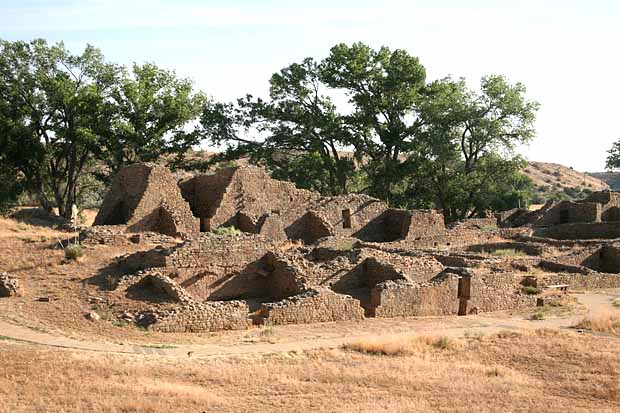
64;244;84;261
212;226;242;236
530;311;545;321
522;286;542;295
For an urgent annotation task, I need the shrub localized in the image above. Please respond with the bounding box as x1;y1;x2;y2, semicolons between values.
522;286;542;295
530;311;545;321
611;298;620;308
432;336;452;350
64;244;84;261
212;226;241;236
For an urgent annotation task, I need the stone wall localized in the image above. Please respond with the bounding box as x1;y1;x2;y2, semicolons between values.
370;271;536;317
468;273;537;312
534;222;620;240
143;300;249;332
163;234;276;301
540;201;601;227
256;288;365;326
370;276;459;317
95;163;199;236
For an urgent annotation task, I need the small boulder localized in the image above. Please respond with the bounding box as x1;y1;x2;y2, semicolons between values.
0;272;21;297
85;311;101;321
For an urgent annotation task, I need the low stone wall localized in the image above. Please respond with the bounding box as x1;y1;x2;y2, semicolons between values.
257;288;365;325
468;273;537;312
143;300;249;333
541;272;620;289
371;276;459;317
80;225;178;246
534;222;620;240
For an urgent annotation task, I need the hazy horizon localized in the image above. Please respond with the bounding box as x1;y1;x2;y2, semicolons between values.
2;0;619;172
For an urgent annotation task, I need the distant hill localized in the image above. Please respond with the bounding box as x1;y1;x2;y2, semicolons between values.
587;171;620;191
522;161;609;203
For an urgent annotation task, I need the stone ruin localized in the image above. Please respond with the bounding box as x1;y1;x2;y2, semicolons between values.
92;163;445;244
85;163;620;332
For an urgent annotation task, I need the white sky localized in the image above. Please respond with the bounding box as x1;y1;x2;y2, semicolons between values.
1;0;619;171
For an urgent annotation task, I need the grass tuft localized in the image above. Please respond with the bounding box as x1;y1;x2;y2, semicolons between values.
343;335;450;356
212;226;242;236
522;286;542;295
64;244;84;261
530;311;545;321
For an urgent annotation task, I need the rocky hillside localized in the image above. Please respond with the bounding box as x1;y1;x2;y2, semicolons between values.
523;162;609;203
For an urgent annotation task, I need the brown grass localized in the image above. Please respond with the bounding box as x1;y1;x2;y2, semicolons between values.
1;329;619;412
343;335;453;355
576;310;620;334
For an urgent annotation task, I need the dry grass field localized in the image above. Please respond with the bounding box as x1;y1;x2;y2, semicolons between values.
1;329;619;412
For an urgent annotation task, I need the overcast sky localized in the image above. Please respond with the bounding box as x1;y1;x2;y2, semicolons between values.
1;0;619;171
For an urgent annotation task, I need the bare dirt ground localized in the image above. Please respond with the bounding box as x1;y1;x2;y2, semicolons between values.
1;210;620;412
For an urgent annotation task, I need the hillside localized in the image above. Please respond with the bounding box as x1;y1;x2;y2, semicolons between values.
522;161;609;203
587;171;620;191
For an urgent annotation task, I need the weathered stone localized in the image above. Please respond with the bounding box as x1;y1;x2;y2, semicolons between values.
0;272;21;297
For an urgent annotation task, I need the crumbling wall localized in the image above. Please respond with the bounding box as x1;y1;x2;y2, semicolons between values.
163;234;276;300
534;222;620;240
540;201;601;226
143;300;249;332
382;209;445;242
95;163;199;235
256;288;365;326
262;252;307;300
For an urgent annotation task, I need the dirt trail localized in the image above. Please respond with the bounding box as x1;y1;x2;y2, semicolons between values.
1;291;618;358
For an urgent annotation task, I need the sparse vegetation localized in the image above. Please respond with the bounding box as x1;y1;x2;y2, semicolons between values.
611;298;620;308
530;311;545;320
64;244;84;261
212;226;242;236
576;311;620;334
343;335;451;356
488;248;526;257
522;286;542;295
2;330;620;412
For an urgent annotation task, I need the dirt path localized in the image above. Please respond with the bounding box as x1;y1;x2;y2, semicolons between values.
1;291;618;358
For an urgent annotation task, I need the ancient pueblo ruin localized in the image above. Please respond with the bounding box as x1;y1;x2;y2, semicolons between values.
79;163;620;333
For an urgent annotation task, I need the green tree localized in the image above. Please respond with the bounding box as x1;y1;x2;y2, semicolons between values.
106;63;206;174
606;140;620;170
201;58;357;195
410;76;539;220
321;43;427;202
0;39;118;218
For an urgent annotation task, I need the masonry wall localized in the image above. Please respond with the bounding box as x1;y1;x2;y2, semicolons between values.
468;273;537;312
371;277;459;317
534;222;620;240
163;234;276;300
257;288;365;326
95;163;199;235
540;201;601;227
145;301;249;332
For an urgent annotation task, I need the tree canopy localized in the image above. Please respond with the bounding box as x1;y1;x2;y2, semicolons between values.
201;42;539;221
0;39;204;217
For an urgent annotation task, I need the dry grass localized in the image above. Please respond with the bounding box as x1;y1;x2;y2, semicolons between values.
576;310;620;334
1;329;619;412
488;248;526;257
343;335;453;356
